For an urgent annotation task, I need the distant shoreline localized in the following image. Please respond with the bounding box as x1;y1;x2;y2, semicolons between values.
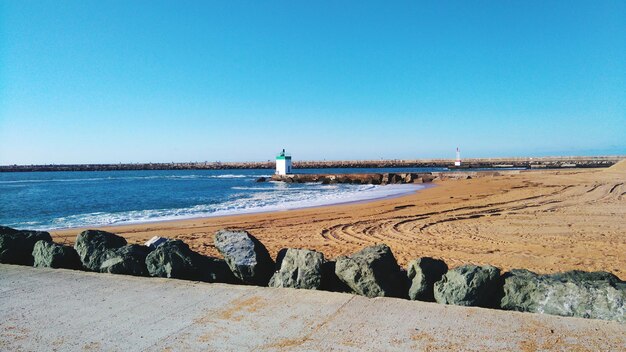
1;155;622;172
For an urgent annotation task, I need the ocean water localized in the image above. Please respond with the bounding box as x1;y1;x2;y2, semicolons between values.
0;168;445;230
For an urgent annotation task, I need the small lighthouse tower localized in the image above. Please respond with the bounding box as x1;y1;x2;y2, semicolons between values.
275;149;292;175
455;147;462;167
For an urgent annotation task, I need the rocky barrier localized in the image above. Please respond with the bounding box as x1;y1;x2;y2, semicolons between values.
1;156;621;172
265;172;437;185
1;225;624;323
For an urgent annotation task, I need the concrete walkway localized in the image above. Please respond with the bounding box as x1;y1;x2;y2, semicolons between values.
1;264;624;351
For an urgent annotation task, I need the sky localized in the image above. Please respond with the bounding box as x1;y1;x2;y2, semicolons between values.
0;1;624;164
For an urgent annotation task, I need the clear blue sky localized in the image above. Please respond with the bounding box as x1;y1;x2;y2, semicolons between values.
1;1;624;164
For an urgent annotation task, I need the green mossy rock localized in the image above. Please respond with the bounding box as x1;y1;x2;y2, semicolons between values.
434;264;501;307
407;257;448;302
74;230;127;271
0;226;52;266
100;244;151;276
269;248;324;290
335;244;407;298
500;269;625;323
32;240;81;269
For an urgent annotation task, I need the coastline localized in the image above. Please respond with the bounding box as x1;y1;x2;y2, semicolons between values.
45;183;431;231
51;167;626;280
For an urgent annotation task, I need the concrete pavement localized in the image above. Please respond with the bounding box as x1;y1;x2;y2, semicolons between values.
1;264;624;351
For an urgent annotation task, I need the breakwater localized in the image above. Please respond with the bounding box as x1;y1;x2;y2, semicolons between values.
1;226;624;323
1;156;622;172
266;172;437;185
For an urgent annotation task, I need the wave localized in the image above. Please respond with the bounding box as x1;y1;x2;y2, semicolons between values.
9;184;424;230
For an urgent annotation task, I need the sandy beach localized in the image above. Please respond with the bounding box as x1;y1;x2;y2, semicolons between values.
51;162;626;280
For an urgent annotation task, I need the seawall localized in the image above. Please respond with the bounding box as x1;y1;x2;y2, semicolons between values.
267;172;436;185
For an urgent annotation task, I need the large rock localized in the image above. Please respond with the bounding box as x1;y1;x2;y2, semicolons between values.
269;248;324;290
74;230;127;271
407;257;448;302
434;264;501;307
214;229;274;286
32;240;82;269
335;244;407;298
145;239;203;280
0;226;53;266
320;260;354;293
196;255;239;284
145;239;236;283
100;245;151;276
500;269;626;322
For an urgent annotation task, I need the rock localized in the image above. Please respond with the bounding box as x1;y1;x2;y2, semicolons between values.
370;174;382;185
145;236;167;249
196;256;239;284
0;226;20;236
74;230;127;271
32;240;82;269
145;239;236;283
0;226;53;265
145;239;203;280
434;264;501;307
335;244;407;298
255;177;266;182
500;269;626;322
100;245;151;276
320;260;354;293
269;248;324;290
407;257;448;301
388;173;402;184
214;229;274;286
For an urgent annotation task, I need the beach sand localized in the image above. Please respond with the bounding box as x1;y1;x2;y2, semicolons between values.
52;162;626;280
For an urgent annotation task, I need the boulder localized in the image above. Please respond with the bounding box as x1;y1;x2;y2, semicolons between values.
434;264;501;307
407;257;448;301
100;244;151;276
320;260;353;293
145;239;203;280
214;229;274;286
269;248;324;290
369;174;382;185
32;240;82;269
500;269;626;322
335;244;407;298
196;255;239;284
74;230;127;271
255;177;267;183
145;239;236;283
0;226;53;265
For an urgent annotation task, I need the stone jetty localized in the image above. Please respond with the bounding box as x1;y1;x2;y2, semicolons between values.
267;172;436;185
1;156;621;172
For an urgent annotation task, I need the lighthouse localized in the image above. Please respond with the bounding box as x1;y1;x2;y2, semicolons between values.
455;147;462;167
275;149;292;175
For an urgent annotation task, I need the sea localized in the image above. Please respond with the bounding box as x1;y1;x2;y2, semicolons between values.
0;168;452;230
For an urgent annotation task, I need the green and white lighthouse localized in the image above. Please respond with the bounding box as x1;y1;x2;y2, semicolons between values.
275;149;292;175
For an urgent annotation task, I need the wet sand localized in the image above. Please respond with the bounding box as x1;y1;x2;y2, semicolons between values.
52;162;626;280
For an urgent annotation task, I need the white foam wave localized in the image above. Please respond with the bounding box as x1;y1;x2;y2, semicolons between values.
23;184;424;230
